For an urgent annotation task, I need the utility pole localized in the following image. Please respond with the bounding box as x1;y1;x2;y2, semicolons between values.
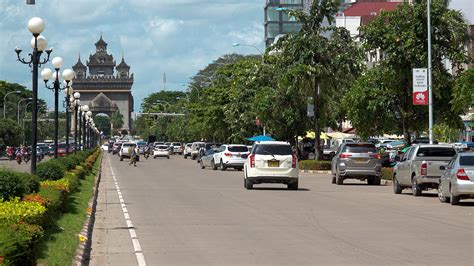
427;0;434;144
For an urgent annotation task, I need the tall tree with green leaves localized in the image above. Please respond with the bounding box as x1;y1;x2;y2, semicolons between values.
110;110;124;131
272;0;364;159
345;0;470;142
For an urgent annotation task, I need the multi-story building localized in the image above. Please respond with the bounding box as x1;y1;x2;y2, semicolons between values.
264;0;310;47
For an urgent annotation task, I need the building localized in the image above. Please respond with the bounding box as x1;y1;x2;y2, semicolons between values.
264;0;311;47
72;35;134;131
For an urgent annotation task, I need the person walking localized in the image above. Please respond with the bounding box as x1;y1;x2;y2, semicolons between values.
129;145;138;167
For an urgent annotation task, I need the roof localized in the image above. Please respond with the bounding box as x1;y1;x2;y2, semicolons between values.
95;35;107;47
341;2;400;17
254;141;290;145
72;55;86;69
116;57;130;69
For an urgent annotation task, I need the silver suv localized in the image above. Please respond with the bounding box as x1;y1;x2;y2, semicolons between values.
119;142;138;161
331;143;381;185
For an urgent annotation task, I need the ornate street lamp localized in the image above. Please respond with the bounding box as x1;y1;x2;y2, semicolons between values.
81;105;89;150
17;97;32;123
73;92;80;153
86;111;93;149
42;58;75;158
63;86;74;154
15;17;53;174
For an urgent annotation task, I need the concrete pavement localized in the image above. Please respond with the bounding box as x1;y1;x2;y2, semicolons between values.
89;153;474;265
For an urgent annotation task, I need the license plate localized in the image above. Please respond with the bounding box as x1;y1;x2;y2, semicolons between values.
354;158;366;163
268;160;279;167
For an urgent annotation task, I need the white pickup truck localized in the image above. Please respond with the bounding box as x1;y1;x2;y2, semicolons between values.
393;144;457;196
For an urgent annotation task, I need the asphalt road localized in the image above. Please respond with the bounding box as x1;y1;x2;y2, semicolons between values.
90;153;474;265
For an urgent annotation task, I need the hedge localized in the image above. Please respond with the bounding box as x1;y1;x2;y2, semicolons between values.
0;148;101;265
299;160;332;171
0;170;39;200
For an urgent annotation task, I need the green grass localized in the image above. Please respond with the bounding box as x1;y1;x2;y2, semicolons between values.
35;155;101;265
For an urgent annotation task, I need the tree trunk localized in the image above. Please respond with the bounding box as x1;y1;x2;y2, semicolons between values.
314;78;322;161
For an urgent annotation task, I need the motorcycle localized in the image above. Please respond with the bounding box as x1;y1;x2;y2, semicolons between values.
23;153;30;163
16;154;22;164
7;150;14;161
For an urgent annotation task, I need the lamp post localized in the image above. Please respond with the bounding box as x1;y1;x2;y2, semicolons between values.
427;0;434;144
17;97;32;123
73;92;80;153
64;87;74;154
81;105;89;150
232;43;263;55
3;90;21;118
42;58;75;158
15;17;53;174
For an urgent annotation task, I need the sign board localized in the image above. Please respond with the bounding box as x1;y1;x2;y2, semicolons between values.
413;68;428;105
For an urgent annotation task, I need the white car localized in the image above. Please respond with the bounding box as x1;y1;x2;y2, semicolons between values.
183;143;193;159
119;142;138;161
153;145;171;159
171;142;182;155
101;144;109;151
213;144;249;171
244;141;298;190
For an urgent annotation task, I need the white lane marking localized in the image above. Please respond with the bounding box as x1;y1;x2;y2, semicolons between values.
108;156;147;266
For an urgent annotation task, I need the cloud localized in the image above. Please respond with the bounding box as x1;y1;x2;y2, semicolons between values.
147;17;184;39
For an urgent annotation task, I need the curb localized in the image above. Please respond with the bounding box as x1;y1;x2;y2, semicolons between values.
72;154;103;266
300;170;331;174
381;179;393;186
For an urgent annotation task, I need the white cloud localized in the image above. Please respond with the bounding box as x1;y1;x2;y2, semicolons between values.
147;17;184;39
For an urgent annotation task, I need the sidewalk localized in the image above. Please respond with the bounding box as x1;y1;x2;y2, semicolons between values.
88;156;139;266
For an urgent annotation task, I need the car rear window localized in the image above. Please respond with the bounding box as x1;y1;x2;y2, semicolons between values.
254;144;292;155
157;145;168;149
417;147;456;157
228;146;248;152
58;144;67;148
459;155;474;166
343;144;376;153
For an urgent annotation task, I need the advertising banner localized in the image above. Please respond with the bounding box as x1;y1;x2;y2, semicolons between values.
413;68;428;105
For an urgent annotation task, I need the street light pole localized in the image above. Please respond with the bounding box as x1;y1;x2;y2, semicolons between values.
15;17;52;174
42;60;75;158
3;90;21;118
17;98;32;123
73;92;80;153
427;0;434;144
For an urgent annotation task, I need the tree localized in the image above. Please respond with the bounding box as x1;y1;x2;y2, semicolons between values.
346;1;470;143
110;110;124;130
0;118;23;149
94;115;111;137
451;67;474;113
272;0;364;159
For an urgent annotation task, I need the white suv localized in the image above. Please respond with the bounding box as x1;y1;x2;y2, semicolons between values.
119;142;138;161
244;141;298;190
213;144;249;171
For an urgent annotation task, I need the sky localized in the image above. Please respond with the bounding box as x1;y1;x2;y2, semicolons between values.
0;0;264;112
0;0;472;112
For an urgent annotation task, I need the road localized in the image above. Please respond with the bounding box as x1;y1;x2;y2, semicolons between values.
90;153;474;265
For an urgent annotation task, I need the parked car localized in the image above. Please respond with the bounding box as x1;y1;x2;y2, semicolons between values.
119;142;139;161
153;145;171;159
200;148;217;169
243;141;298;190
438;152;474;205
191;142;206;160
183;143;193;159
213;144;249;171
331;143;381;185
393;144;456;196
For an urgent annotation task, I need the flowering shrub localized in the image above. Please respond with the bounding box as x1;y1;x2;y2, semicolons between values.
40;179;71;193
0;198;46;225
22;194;47;206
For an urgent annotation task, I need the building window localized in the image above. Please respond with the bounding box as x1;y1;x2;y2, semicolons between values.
267;23;280;38
282;23;301;34
267;9;280;22
280;0;302;4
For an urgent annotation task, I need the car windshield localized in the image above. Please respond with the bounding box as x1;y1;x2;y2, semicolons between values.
229;146;248;152
459;155;474;166
157;145;168;149
343;144;376;153
254;144;292;155
417;147;456;157
57;144;67;148
172;143;180;146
